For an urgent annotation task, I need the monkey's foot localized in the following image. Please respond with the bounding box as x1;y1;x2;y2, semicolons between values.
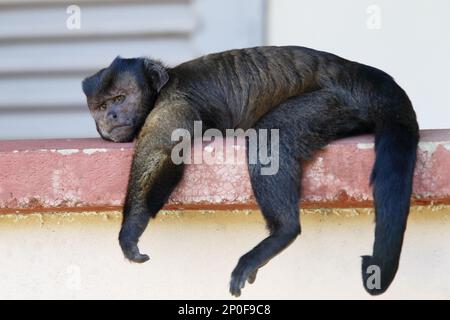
229;260;259;297
120;241;150;263
128;253;150;263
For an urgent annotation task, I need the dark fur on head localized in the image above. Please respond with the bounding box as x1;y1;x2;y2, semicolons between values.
82;56;168;142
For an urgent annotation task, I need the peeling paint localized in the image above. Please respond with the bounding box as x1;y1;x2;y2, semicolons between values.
51;169;62;194
419;142;439;155
82;148;108;155
356;143;374;150
418;141;450;155
1;132;449;212
0;205;448;222
444;142;450;150
110;199;122;206
56;149;79;155
0;211;122;222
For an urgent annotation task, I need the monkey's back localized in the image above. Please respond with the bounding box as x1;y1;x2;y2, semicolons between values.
164;46;335;128
163;46;402;130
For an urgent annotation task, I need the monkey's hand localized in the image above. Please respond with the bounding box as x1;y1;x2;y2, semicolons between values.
230;264;259;297
118;189;153;263
118;197;152;264
230;254;268;297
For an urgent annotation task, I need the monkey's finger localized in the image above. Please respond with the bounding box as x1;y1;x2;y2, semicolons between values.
229;276;241;297
229;280;242;298
229;272;247;297
247;269;258;284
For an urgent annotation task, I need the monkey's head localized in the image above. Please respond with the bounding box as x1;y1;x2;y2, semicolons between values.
82;57;169;142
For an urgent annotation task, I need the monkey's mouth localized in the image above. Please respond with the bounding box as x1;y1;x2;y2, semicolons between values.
110;125;132;133
108;125;135;142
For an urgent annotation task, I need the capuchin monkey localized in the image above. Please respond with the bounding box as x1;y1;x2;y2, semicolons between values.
82;46;419;297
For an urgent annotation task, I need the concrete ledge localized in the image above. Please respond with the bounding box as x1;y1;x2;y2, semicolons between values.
0;129;449;213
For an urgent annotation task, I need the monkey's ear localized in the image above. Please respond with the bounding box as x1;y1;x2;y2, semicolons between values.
142;58;169;92
82;70;103;97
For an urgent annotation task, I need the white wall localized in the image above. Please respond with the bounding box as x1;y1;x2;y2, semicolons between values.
268;0;450;130
0;208;449;299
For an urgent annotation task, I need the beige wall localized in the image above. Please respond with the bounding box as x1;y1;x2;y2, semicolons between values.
267;0;450;130
0;207;449;299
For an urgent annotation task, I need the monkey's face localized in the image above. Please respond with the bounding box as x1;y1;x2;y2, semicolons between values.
82;57;169;142
86;73;149;142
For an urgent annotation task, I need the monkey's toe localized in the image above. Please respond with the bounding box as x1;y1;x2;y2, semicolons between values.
124;249;150;263
128;253;150;263
120;240;150;263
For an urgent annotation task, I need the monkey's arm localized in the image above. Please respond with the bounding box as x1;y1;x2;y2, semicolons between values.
119;101;200;262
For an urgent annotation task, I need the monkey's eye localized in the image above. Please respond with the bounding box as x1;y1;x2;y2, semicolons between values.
113;95;125;104
99;103;107;111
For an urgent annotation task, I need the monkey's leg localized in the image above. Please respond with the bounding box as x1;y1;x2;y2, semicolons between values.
119;103;200;263
230;90;366;296
229;143;301;297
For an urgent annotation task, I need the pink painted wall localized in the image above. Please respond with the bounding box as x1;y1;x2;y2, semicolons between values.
0;130;449;212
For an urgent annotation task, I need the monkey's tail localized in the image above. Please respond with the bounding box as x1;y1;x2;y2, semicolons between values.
361;121;419;295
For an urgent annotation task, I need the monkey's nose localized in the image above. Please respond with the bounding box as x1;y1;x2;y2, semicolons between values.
107;110;118;121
